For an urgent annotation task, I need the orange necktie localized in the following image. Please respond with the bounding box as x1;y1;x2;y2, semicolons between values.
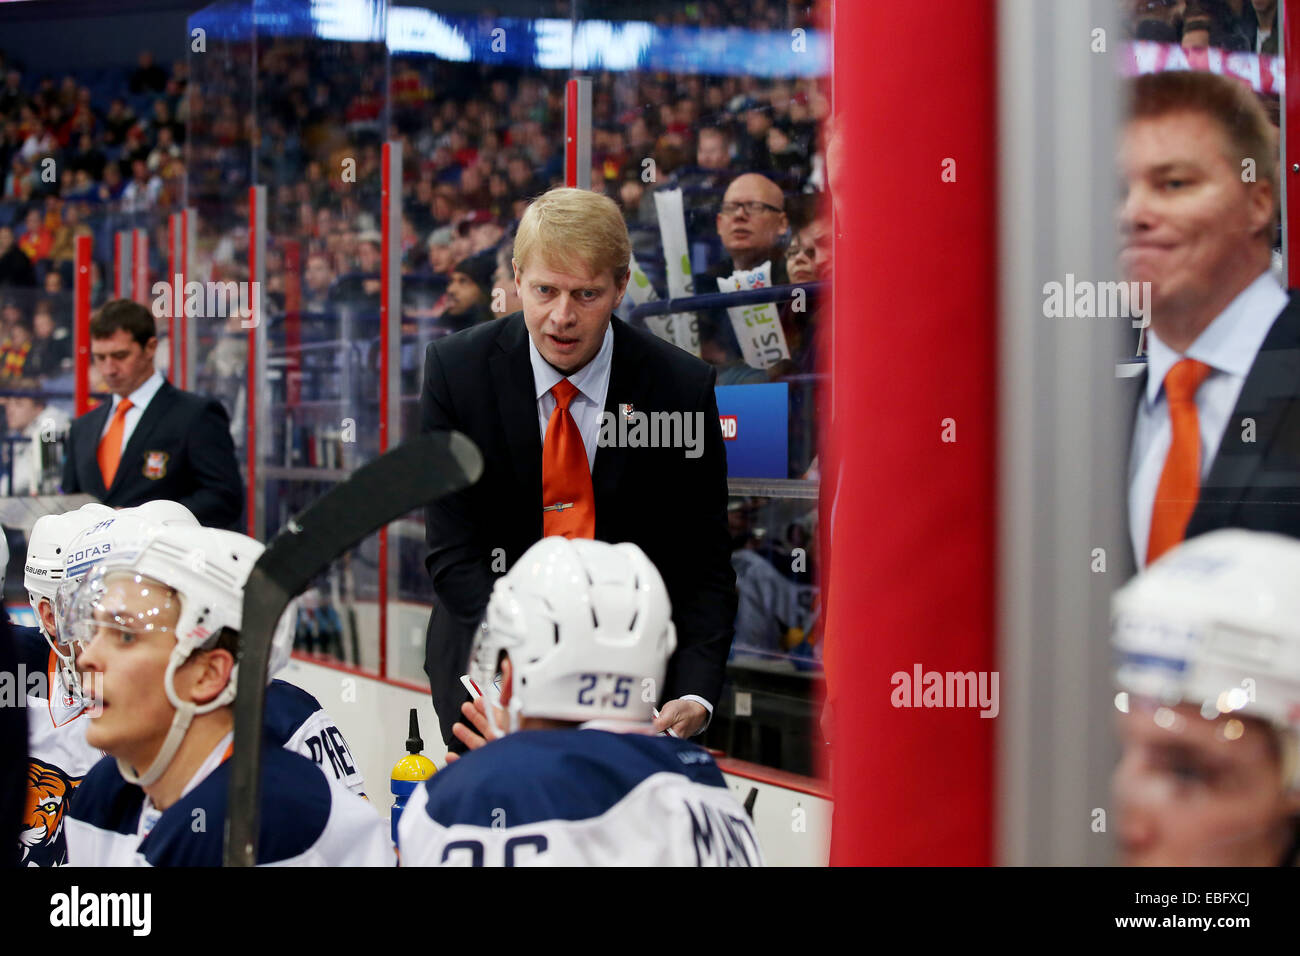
1146;359;1212;565
541;379;595;538
97;397;134;489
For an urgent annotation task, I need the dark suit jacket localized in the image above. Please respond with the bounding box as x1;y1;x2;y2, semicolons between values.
60;378;244;529
421;312;737;744
1127;293;1300;562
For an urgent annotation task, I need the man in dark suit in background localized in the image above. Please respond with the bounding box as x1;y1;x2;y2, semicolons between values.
60;299;243;528
422;187;736;748
1121;70;1300;568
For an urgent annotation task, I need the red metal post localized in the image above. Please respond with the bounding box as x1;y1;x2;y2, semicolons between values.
827;0;997;864
378;142;392;679
565;78;579;188
247;187;259;538
73;234;93;416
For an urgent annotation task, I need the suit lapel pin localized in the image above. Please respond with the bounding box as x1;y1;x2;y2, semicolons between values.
143;450;169;480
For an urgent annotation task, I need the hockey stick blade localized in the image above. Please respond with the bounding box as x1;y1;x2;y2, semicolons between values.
224;430;483;866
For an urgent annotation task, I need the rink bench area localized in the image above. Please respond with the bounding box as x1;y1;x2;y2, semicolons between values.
281;654;832;866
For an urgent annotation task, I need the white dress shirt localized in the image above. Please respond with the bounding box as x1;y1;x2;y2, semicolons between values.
1128;271;1287;565
528;323;613;472
526;321;714;729
99;369;165;451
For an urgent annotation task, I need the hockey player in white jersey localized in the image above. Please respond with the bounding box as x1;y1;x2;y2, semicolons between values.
63;525;393;866
56;503;367;797
398;537;764;867
21;501;229;864
1112;530;1300;866
20;500;362;864
19;502;115;866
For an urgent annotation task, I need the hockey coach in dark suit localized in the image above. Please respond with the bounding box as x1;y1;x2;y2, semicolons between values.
1122;71;1300;570
61;299;244;529
421;187;736;747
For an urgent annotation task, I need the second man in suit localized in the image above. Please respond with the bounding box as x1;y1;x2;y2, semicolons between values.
1122;69;1300;567
421;187;737;747
60;299;244;529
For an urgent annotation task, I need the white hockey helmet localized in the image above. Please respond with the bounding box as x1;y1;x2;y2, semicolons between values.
467;537;676;735
65;526;295;785
53;502;198;629
1112;529;1300;788
24;504;116;698
26;504;116;620
130;499;200;529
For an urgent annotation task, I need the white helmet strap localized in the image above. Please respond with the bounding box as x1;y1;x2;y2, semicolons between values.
117;645;234;788
119;703;194;788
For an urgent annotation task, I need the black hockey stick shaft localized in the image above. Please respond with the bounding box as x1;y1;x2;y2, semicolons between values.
224;430;483;866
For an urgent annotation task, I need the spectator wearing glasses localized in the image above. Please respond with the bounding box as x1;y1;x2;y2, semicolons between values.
692;174;791;370
702;173;790;286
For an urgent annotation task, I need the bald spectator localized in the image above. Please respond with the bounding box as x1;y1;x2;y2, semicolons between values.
700;173;790;287
689;173;792;379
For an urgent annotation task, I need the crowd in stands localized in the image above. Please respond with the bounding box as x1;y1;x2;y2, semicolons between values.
0;0;829;670
1126;0;1278;53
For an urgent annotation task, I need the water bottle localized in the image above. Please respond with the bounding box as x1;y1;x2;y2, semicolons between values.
390;708;437;846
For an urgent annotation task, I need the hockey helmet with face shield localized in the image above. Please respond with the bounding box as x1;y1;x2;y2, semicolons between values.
65;526;297;785
1112;529;1300;774
24;503;116;695
1111;529;1300;865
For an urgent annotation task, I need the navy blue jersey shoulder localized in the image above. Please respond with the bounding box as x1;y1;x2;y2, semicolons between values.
421;730;727;828
68;755;145;836
140;745;333;866
12;624;50;689
262;678;324;746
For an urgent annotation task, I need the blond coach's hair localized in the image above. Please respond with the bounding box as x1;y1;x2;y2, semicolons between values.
1129;70;1280;235
513;187;631;281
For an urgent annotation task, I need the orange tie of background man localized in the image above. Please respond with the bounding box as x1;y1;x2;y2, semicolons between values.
97;398;134;489
1146;358;1212;566
542;379;595;538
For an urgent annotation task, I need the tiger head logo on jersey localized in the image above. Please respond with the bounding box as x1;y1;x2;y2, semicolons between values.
20;761;81;867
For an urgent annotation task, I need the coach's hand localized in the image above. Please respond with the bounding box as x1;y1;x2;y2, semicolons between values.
653;698;709;739
444;697;498;764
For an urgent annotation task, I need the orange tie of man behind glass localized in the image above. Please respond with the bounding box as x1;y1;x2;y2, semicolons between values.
542;379;595;538
97;398;133;489
1146;359;1212;566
